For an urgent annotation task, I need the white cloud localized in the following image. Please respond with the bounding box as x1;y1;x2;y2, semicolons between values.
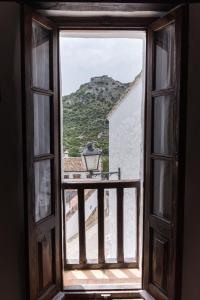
60;37;143;95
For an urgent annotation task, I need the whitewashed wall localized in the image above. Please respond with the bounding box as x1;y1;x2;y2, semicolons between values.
109;76;143;180
107;75;143;260
64;171;88;179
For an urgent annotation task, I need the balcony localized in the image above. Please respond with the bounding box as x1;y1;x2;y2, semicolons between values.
62;179;141;290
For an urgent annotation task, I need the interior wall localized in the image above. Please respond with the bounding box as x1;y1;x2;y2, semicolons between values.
0;2;26;300
181;3;200;300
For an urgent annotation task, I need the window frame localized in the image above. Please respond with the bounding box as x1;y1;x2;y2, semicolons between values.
23;4;188;300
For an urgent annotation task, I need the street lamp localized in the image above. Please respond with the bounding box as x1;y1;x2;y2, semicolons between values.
81;142;102;176
81;142;121;180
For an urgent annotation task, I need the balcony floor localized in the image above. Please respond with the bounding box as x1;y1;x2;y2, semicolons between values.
63;268;142;290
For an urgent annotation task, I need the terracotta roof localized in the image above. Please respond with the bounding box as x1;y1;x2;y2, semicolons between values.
64;157;86;172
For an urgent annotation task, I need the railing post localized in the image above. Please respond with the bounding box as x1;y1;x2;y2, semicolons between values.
78;188;86;264
136;182;140;267
98;187;105;264
62;188;67;268
117;187;124;263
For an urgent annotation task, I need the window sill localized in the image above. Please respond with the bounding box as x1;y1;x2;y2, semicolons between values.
61;289;155;300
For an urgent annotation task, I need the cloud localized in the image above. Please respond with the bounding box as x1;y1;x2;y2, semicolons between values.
60;37;144;95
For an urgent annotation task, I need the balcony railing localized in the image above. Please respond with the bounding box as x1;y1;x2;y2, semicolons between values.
62;179;140;270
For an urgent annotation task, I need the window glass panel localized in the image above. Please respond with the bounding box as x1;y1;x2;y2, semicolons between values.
34;94;50;156
154;23;175;90
153;96;173;155
35;160;51;222
32;21;50;90
153;160;172;220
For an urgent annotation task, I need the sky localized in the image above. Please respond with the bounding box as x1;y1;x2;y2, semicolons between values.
60;37;144;96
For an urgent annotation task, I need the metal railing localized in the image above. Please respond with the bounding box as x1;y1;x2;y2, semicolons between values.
62;179;140;270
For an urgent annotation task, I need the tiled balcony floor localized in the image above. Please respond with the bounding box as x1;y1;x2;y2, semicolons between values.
63;268;142;290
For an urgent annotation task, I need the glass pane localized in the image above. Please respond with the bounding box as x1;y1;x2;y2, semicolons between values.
35;160;51;222
104;189;117;262
64;189;79;263
154;23;175;90
153;96;173;155
34;94;50;156
124;188;137;262
32;21;50;90
153;160;172;220
85;189;98;262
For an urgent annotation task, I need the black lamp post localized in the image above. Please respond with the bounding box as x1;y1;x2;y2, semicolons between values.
81;142;121;180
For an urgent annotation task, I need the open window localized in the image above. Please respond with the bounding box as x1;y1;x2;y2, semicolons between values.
60;30;146;291
22;4;187;300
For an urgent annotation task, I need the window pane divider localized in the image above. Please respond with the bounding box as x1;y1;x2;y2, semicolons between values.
32;86;54;96
152;88;175;97
151;153;175;160
34;153;54;162
35;214;55;227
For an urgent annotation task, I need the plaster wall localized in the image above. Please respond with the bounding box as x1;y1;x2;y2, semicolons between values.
0;2;26;300
108;76;143;262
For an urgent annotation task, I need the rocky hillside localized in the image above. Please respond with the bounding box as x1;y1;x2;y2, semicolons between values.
63;75;130;168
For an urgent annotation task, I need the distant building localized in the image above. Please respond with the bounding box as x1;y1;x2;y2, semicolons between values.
63;149;102;180
64;155;87;179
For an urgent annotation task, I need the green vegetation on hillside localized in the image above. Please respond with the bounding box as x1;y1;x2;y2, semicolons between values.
63;76;130;170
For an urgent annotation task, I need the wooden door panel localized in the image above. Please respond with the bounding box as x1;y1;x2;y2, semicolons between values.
151;232;169;293
37;229;56;293
143;6;187;300
23;6;62;300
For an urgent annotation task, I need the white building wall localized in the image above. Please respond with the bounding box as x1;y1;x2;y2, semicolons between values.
109;77;143;180
64;171;88;179
108;76;143;261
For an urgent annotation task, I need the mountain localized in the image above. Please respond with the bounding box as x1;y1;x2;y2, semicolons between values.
62;75;130;169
